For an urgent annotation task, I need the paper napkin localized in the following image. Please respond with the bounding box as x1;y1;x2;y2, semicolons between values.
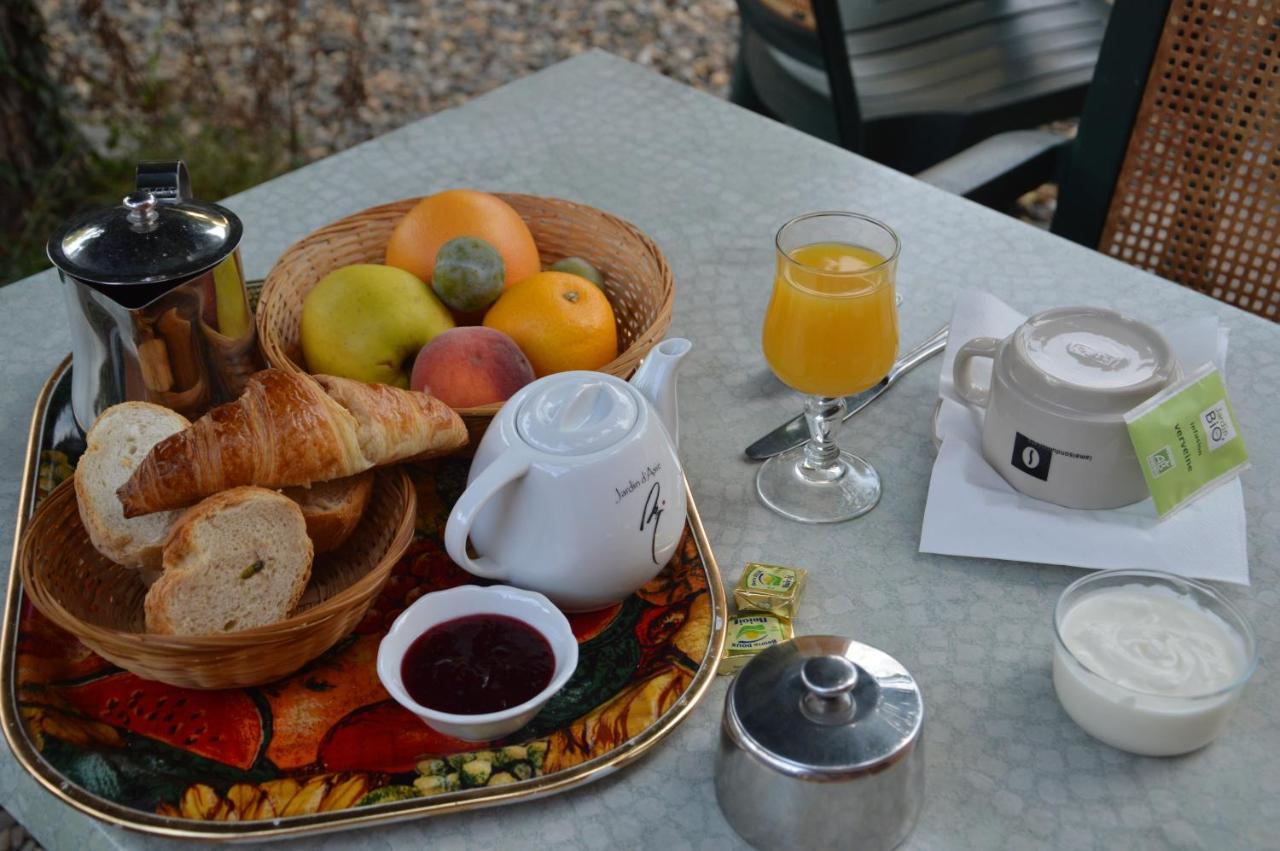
919;290;1248;584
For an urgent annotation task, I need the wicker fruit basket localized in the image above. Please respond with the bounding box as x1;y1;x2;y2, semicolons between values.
257;194;675;443
17;468;416;689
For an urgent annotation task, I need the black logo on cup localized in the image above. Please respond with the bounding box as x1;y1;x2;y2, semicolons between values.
1011;432;1052;481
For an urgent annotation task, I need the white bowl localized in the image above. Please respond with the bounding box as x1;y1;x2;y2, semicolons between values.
1052;569;1257;756
377;584;579;742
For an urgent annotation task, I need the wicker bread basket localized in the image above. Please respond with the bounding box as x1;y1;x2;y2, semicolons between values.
17;468;416;689
257;194;675;443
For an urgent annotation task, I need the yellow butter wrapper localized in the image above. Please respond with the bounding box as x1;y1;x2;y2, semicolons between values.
732;563;806;618
718;612;794;675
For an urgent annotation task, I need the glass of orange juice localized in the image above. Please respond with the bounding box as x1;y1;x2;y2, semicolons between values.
757;212;900;522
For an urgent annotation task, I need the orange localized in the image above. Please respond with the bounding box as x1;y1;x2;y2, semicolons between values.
483;272;618;376
385;190;540;288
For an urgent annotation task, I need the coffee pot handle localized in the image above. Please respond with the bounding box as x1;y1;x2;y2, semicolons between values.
444;453;531;581
135;161;191;204
952;337;1001;408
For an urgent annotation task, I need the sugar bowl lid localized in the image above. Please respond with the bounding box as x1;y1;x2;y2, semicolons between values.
46;161;242;288
725;635;923;778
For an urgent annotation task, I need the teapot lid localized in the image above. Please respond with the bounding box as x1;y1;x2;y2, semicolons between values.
46;161;242;288
516;372;639;455
725;635;923;779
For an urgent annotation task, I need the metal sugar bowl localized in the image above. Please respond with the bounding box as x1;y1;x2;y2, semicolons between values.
47;161;262;430
716;635;925;850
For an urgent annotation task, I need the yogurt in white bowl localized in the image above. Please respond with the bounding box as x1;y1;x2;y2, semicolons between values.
1052;569;1256;756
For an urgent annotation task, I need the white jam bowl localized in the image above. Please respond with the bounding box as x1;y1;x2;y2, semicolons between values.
1052;570;1256;756
377;585;579;742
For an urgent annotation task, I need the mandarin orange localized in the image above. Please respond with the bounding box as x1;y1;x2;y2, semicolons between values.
483;271;618;376
385;190;539;287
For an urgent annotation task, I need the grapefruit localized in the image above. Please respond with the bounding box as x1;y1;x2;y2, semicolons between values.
385;190;539;288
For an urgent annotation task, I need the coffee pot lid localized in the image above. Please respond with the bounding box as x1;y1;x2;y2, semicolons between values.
46;161;242;288
725;635;923;779
515;372;639;455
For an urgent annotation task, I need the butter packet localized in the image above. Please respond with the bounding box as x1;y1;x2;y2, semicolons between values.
718;612;794;675
1124;364;1249;519
733;563;806;618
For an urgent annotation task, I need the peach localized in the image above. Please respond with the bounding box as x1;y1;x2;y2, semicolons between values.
410;327;535;408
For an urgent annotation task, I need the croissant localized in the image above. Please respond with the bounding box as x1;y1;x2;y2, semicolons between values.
117;369;466;517
311;375;464;464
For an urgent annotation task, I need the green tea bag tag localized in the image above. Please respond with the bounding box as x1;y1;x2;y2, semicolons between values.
1124;364;1249;519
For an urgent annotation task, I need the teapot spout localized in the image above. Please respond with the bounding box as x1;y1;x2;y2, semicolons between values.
630;338;692;449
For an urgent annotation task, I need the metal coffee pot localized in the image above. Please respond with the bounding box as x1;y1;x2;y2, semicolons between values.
47;161;262;430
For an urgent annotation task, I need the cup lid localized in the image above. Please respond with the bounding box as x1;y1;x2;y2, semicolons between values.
515;372;639;455
725;635;923;779
1008;307;1178;414
46;189;242;288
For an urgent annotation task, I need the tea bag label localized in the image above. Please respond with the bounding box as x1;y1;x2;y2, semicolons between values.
1146;446;1176;479
1124;365;1249;519
1201;402;1237;450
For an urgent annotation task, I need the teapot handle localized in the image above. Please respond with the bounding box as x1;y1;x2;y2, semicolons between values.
444;454;532;581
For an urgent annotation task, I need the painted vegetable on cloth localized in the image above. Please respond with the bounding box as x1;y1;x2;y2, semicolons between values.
53;673;264;770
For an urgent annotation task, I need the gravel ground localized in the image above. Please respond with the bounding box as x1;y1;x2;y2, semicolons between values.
23;0;1061;288
38;0;740;163
0;808;38;851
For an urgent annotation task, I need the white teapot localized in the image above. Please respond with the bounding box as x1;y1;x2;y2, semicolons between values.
444;339;692;612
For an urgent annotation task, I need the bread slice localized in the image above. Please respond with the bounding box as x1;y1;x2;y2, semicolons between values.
74;402;190;569
146;487;313;635
283;471;374;553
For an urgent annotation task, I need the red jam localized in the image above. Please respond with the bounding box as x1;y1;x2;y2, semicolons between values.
401;614;554;714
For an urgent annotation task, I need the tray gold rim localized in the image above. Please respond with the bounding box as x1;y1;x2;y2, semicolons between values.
0;356;729;843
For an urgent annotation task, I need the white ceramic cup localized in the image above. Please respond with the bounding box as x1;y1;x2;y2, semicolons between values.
376;585;579;742
952;307;1180;509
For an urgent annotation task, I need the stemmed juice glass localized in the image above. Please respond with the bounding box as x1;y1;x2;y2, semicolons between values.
757;212;900;522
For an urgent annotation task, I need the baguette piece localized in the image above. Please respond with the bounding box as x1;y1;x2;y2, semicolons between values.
145;487;313;635
118;369;465;517
74;402;190;569
284;471;374;553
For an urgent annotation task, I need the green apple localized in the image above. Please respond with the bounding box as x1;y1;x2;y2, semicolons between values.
301;263;455;387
